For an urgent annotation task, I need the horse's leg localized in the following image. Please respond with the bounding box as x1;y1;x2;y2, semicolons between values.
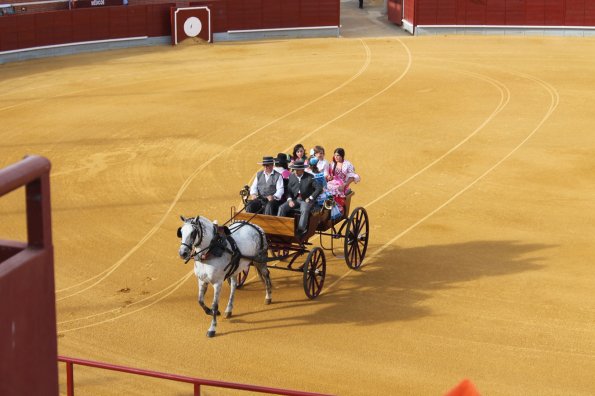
197;279;211;316
255;262;272;305
224;276;237;319
207;282;222;338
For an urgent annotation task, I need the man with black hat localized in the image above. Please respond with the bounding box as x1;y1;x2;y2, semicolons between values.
247;156;284;215
278;158;323;237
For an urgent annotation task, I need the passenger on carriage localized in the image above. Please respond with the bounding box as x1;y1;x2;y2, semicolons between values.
273;152;291;203
273;152;291;180
325;147;360;216
246;156;284;216
277;158;323;237
289;143;307;166
304;156;330;208
311;145;330;177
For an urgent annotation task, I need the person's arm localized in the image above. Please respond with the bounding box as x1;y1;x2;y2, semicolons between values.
249;174;259;199
342;161;360;191
310;176;323;200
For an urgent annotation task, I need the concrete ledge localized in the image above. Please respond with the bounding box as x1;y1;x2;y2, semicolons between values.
0;36;170;64
402;19;414;35
416;25;595;37
215;26;339;41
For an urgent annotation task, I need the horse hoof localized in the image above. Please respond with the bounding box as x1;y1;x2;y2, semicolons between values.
265;298;272;305
224;312;232;319
206;331;216;338
204;308;212;316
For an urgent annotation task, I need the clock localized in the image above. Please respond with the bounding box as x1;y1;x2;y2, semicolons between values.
183;17;202;37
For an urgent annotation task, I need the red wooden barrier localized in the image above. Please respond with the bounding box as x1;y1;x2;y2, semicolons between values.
0;3;172;52
58;355;334;396
0;156;58;396
407;0;595;27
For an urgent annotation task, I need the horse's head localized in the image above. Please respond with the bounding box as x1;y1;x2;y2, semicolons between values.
177;215;203;261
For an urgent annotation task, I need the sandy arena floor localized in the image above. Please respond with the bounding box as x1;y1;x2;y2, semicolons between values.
1;30;595;396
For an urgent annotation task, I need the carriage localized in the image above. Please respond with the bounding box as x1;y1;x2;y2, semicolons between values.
231;189;370;299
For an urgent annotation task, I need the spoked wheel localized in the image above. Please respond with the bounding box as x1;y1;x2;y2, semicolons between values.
303;247;326;299
344;207;369;269
236;265;250;288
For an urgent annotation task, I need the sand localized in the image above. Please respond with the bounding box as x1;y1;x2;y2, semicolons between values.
1;35;595;395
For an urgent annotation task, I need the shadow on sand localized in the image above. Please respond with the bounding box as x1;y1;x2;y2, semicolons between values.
222;239;554;335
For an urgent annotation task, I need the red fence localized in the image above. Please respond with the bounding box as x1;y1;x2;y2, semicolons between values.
0;3;172;51
409;0;595;27
187;0;339;32
0;0;339;53
0;156;58;396
58;355;333;396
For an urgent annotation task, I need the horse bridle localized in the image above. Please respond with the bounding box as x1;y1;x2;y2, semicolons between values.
178;216;204;255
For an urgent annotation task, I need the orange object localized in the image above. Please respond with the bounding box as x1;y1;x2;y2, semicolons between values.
444;379;480;396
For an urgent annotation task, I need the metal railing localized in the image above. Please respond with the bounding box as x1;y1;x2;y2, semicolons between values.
58;356;334;396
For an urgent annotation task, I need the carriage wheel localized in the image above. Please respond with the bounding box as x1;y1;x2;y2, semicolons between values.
303;247;326;299
344;207;369;269
236;266;250;288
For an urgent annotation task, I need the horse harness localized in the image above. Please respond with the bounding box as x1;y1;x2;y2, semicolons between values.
180;217;266;280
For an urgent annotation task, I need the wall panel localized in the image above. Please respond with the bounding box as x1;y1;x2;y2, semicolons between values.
127;5;148;37
52;11;74;44
525;0;545;25
408;0;595;27
89;7;110;40
417;0;438;25
505;0;525;25
262;0;282;28
486;0;506;25
280;0;300;27
436;0;456;25
109;7;129;38
0;16;19;51
565;0;585;25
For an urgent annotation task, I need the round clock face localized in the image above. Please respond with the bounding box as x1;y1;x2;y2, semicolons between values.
183;17;202;37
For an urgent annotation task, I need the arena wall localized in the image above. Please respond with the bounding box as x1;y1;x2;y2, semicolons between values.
0;0;339;62
403;0;595;35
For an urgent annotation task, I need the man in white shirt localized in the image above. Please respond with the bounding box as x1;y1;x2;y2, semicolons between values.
246;156;284;215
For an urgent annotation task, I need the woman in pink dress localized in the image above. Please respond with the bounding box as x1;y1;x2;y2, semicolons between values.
326;148;360;213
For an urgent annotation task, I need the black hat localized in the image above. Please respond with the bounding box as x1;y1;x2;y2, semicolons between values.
274;153;289;165
258;156;275;165
289;159;308;170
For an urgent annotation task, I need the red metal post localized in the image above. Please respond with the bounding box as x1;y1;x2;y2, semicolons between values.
66;362;74;396
194;383;201;395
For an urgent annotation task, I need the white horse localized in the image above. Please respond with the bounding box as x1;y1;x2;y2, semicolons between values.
177;215;272;337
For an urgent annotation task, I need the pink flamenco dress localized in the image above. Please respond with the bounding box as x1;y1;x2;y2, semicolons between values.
325;160;360;217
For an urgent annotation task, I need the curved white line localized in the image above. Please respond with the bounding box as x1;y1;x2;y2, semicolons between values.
57;270;192;325
56;39;374;299
326;69;559;292
59;271;194;334
286;37;412;149
365;68;511;208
